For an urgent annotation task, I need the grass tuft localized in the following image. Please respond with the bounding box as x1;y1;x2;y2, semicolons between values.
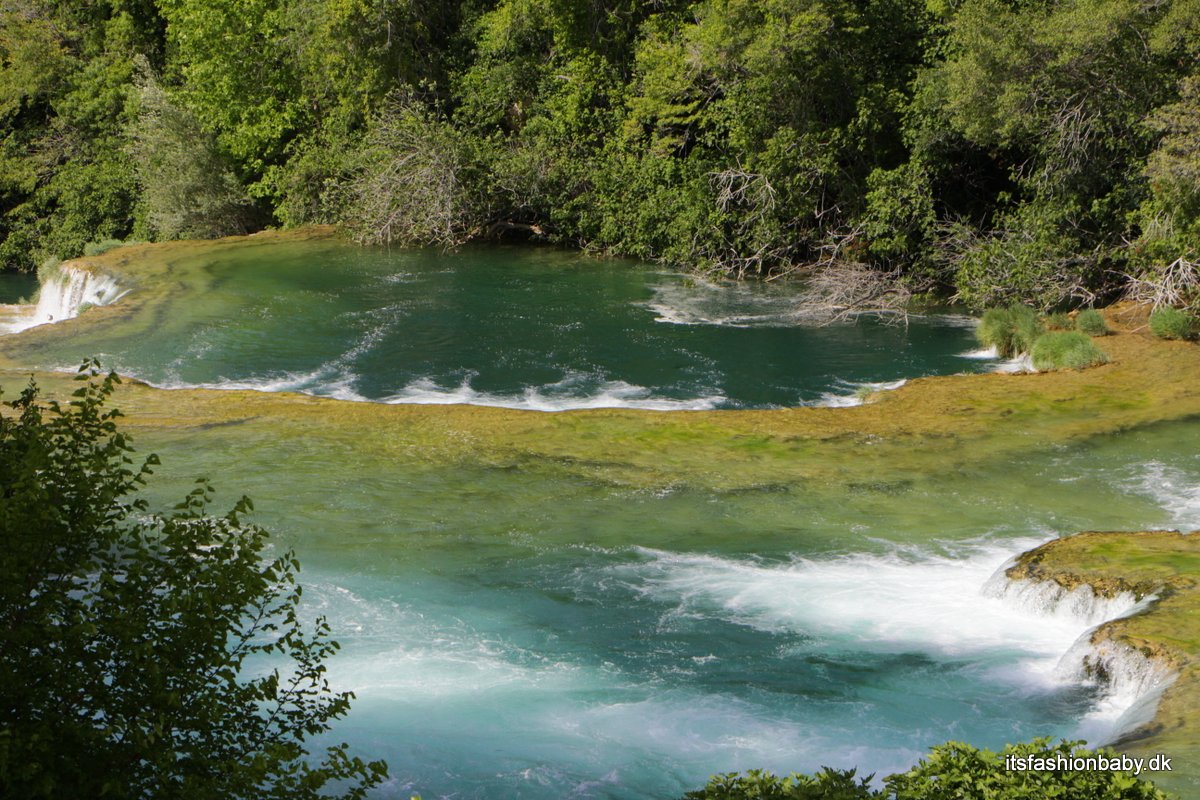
978;304;1043;358
1031;331;1109;370
1075;308;1109;336
83;239;127;257
1045;311;1072;330
1149;306;1197;340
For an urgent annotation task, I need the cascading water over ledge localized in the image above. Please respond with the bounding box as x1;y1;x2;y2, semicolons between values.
981;571;1146;627
0;265;126;334
1061;637;1178;742
983;563;1177;745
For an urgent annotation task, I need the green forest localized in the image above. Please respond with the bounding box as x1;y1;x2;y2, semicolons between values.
2;0;1198;308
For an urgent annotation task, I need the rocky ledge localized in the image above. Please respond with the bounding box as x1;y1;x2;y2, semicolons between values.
1008;530;1200;794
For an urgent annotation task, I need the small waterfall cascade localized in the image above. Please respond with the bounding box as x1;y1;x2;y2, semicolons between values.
984;565;1176;743
981;572;1144;626
0;265;125;334
1058;636;1177;740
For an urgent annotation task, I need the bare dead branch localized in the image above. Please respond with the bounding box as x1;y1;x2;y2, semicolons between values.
1122;255;1200;310
791;260;913;325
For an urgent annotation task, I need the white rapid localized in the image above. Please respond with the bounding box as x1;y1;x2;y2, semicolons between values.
615;540;1168;746
983;567;1175;745
0;265;125;334
381;375;726;411
614;542;1107;660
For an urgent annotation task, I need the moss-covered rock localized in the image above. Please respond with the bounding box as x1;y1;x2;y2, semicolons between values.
1007;531;1200;796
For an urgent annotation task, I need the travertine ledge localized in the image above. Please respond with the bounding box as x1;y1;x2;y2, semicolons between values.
1008;531;1200;794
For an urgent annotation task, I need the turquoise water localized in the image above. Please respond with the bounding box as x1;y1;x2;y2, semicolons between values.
128;411;1200;799
23;242;995;408
6;240;1197;797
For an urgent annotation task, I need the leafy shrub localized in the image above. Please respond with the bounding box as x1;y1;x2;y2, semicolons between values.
1031;331;1109;370
1149;306;1197;340
887;739;1173;800
977;305;1043;357
83;238;126;257
341;92;489;247
0;363;387;798
950;207;1099;311
683;739;1175;800
1075;309;1109;335
129;63;256;241
1045;311;1072;330
682;767;878;799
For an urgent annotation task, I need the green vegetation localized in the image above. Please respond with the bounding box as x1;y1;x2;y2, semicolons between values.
1031;331;1109;371
1075;309;1109;336
1149;306;1198;340
978;304;1111;369
82;237;134;256
1046;311;1073;330
1;0;1197;306
682;739;1174;799
977;305;1042;358
0;363;387;798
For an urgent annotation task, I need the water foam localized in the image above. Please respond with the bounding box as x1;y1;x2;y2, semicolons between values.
1058;637;1176;743
954;345;1034;373
983;568;1177;745
382;374;725;412
0;266;126;334
815;379;907;408
305;576;927;791
645;279;816;328
301;581;585;699
165;368;369;402
981;575;1145;628
610;541;1163;744
614;542;1095;663
994;353;1035;374
1124;461;1200;529
153;313;394;402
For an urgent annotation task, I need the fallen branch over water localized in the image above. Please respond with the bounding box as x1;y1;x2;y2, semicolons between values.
792;261;912;324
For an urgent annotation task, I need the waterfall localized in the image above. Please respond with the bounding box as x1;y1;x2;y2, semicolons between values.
0;266;125;334
1059;636;1177;742
985;566;1176;744
981;572;1145;627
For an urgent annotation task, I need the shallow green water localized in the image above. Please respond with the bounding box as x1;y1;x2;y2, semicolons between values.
0;271;37;304
12;241;995;409
122;405;1200;799
4;240;1196;798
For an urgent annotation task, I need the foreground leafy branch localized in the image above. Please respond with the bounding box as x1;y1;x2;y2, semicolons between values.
0;362;387;799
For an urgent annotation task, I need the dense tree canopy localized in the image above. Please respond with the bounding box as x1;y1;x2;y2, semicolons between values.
1;0;1198;308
